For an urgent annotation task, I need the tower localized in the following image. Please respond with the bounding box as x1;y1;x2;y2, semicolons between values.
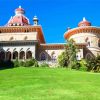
33;16;38;26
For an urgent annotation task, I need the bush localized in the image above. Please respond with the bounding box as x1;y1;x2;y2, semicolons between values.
13;59;20;67
40;62;49;67
24;60;34;67
79;59;87;71
21;58;39;67
34;61;39;67
86;55;100;72
70;61;81;70
20;61;25;67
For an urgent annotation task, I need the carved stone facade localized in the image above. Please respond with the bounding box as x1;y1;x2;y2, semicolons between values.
64;18;100;59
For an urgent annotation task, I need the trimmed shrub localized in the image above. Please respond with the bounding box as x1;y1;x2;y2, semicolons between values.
13;59;20;67
40;62;49;67
24;60;34;67
21;58;39;67
20;61;25;67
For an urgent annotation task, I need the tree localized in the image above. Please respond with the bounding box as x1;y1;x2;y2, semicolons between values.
58;51;69;67
58;39;79;69
66;39;78;68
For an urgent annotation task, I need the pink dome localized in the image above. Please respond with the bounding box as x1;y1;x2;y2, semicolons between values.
15;7;24;12
7;6;30;26
78;17;91;27
15;6;25;14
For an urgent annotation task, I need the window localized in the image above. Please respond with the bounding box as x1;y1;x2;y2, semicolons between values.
40;52;46;60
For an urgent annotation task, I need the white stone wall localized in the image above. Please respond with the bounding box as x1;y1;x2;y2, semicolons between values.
69;33;100;47
2;45;36;59
45;49;64;60
87;47;100;56
0;32;37;41
76;49;83;60
39;49;64;61
69;32;100;56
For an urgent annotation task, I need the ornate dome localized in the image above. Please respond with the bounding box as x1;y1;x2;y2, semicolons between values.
15;6;25;14
78;17;91;27
7;6;30;26
33;16;38;21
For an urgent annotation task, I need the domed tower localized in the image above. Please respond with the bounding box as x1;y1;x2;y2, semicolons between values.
15;6;25;15
78;17;91;27
64;17;100;58
33;16;38;26
7;6;30;26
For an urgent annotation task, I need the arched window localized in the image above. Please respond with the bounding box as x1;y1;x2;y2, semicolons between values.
20;51;25;59
13;51;18;59
26;51;32;59
40;52;46;60
0;51;5;60
51;51;56;61
6;51;11;60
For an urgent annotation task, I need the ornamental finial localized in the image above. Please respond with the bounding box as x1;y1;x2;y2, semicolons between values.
19;5;21;8
83;17;86;21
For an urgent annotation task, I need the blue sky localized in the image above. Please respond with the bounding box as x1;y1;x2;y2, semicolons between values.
0;0;100;43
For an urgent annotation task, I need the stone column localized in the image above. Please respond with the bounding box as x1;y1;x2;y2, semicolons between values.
18;52;20;60
11;52;13;60
32;46;36;59
32;52;35;59
25;51;26;60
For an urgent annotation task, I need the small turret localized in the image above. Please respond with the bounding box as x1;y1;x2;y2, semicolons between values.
15;6;25;15
33;16;38;26
78;17;91;27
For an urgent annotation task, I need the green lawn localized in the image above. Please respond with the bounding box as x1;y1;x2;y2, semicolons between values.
0;67;100;100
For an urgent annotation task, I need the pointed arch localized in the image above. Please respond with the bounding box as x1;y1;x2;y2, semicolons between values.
40;52;47;61
13;51;18;59
20;51;25;59
0;51;5;61
6;51;11;60
26;51;32;59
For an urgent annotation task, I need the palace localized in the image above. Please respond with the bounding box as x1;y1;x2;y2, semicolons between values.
0;6;99;62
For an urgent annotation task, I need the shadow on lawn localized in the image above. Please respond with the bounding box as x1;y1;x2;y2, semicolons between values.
0;60;14;70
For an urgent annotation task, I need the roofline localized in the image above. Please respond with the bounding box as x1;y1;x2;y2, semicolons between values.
64;26;100;39
64;26;100;34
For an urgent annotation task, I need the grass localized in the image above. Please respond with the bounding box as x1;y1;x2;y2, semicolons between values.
0;67;100;100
